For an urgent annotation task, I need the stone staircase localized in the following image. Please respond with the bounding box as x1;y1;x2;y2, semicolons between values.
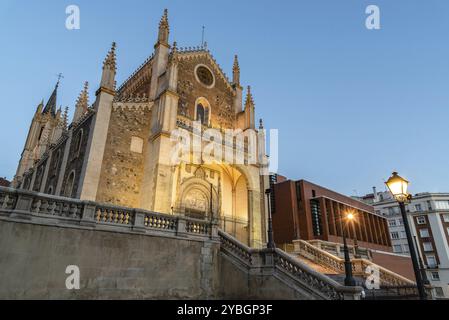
291;239;415;287
287;239;424;300
218;231;363;300
294;255;339;275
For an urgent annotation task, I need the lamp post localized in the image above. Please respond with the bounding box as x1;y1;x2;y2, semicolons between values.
343;212;356;286
414;235;430;286
265;188;275;249
348;212;361;258
385;172;427;300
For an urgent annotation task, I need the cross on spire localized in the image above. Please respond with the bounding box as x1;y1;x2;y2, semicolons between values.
56;73;64;86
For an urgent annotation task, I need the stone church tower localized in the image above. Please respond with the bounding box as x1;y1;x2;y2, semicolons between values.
13;10;269;247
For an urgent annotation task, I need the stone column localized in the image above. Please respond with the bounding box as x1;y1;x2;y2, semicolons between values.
78;89;114;201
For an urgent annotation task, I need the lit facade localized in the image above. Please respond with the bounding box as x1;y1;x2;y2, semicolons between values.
12;10;269;248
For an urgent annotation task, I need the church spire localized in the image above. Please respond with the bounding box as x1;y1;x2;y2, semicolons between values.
73;81;89;123
244;86;255;129
42;82;58;117
156;9;169;46
99;42;116;92
233;55;240;86
245;86;254;108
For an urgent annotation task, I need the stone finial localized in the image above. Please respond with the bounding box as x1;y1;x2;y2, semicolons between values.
73;81;89;123
103;42;116;71
100;43;117;91
157;9;170;45
169;41;179;66
233;55;240;86
245;85;254;108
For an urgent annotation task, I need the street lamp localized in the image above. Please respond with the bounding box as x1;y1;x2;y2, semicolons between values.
343;212;356;287
385;172;427;300
265;188;275;249
347;211;361;258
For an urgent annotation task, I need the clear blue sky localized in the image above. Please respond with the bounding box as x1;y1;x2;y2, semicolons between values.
1;0;448;196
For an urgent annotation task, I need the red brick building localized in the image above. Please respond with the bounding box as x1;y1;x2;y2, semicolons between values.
272;179;392;251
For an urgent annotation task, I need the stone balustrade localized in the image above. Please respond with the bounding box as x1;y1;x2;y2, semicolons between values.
0;186;219;241
219;230;362;300
307;239;373;260
0;186;362;300
293;239;415;287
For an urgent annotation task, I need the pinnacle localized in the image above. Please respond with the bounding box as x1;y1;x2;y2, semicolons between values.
245;86;254;107
233;55;240;71
103;42;117;71
76;81;89;111
159;8;169;28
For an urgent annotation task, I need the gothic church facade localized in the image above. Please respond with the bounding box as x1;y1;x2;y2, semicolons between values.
13;10;268;247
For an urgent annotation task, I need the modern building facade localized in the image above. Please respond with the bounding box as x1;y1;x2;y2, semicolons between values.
371;193;449;298
12;9;269;248
272;179;392;251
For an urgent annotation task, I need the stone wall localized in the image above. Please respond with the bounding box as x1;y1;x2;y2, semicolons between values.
219;254;315;300
177;54;235;129
0;187;361;300
62;116;93;198
96;106;152;208
0;219;219;299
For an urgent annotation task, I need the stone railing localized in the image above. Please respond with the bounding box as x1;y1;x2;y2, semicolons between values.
308;239;372;260
219;231;362;300
0;186;218;241
293;240;415;287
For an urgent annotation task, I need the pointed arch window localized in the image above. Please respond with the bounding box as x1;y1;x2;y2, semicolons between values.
64;171;76;198
196;103;205;125
195;98;211;126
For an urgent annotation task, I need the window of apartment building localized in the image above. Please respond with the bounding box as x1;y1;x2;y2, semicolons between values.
434;287;444;298
393;245;402;253
431;271;440;281
415;204;422;212
427;201;432;211
400;231;407;239
423;242;434;252
388;207;399;215
443;214;449;223
388;219;396;227
391;232;400;240
426;255;437;268
403;244;409;253
420;228;430;238
375;210;381;215
435;201;449;210
417;216;426;225
397;218;403;225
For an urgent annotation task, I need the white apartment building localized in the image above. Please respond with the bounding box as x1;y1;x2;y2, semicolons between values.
367;192;449;299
